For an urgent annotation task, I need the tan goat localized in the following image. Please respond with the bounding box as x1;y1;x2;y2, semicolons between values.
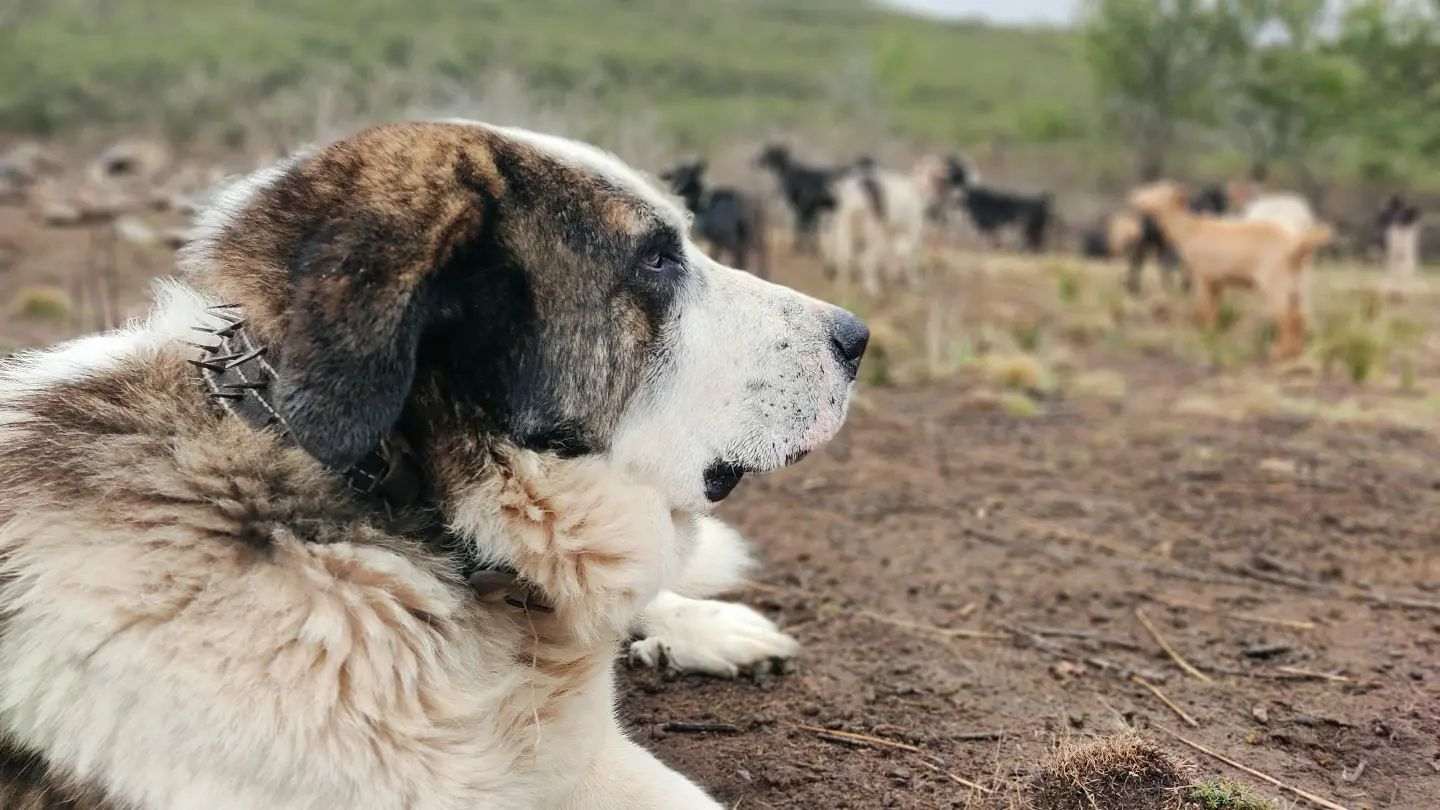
1130;182;1331;361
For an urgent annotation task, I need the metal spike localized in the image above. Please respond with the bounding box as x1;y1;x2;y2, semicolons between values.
208;310;244;325
223;346;266;368
182;340;222;352
190;326;221;335
187;358;230;373
211;320;246;338
207;303;242;310
202;351;246;365
208;392;245;401
221;381;269;391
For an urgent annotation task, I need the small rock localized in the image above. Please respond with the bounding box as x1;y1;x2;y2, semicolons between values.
1258;457;1298;477
1252;705;1269;724
38;201;82;227
114;216;157;246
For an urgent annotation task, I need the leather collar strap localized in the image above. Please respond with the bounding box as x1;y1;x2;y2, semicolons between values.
187;304;550;612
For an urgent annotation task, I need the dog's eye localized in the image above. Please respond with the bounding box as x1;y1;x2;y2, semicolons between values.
640;251;678;273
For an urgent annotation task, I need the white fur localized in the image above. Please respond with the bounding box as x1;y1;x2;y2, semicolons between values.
629;516;796;678
1386;221;1421;278
827;169;926;294
1243;193;1315;235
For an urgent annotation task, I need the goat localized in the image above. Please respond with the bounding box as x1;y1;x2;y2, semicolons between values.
942;156;1051;251
827;160;926;294
1124;184;1228;294
755;145;840;254
661;160;768;278
1131;182;1331;361
1378;194;1422;279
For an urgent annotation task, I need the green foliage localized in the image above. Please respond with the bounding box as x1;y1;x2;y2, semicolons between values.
1188;780;1275;810
0;0;1094;149
1084;0;1440;184
1083;0;1248;177
11;286;72;321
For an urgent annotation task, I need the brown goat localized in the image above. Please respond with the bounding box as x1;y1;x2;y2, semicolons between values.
1130;182;1331;361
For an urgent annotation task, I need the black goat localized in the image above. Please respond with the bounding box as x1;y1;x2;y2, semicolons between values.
661;160;768;278
755;145;839;254
943;157;1051;252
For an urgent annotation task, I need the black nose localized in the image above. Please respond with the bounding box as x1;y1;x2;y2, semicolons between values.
829;311;869;381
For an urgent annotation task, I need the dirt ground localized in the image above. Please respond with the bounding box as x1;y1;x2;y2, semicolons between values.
3;157;1439;809
623;365;1440;808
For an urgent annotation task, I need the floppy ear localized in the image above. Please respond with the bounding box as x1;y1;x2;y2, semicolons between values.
270;200;487;470
268;220;440;470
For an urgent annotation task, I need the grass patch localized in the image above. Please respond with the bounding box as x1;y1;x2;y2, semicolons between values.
1187;780;1276;810
0;0;1096;150
1054;263;1084;306
999;390;1044;418
981;353;1054;395
1069;369;1128;403
11;285;72;321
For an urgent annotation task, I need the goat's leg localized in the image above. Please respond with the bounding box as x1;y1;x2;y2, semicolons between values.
1194;278;1221;330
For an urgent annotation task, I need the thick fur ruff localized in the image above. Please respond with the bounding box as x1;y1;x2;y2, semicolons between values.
0;295;734;808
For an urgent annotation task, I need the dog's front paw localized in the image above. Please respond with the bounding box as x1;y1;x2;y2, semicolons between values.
629;595;798;679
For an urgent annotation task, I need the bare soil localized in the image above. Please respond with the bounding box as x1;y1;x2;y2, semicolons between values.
623;341;1440;809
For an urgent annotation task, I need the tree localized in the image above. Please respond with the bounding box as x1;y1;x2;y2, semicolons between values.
1224;0;1361;192
1083;0;1248;179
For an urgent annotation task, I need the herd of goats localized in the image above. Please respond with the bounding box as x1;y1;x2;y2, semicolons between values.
0;136;1428;363
666;146;1426;362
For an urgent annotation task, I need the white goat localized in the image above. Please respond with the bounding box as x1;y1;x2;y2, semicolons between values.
826;165;927;294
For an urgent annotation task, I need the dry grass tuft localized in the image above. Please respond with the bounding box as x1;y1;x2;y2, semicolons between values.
11;285;72;321
1069;369;1128;403
982;353;1054;394
1027;733;1195;810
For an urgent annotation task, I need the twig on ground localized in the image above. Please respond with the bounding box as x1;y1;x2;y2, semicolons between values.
1021;623;1143;651
796;724;923;754
1226;565;1440;613
857;609;1009;641
953;731;1006;742
1159;727;1353;810
662;722;741;734
914;759;993;795
1148;595;1317;631
1274;666;1353;683
1131;675;1199;728
1135;608;1213;683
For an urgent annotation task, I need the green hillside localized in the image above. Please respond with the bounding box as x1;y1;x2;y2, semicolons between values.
0;0;1094;149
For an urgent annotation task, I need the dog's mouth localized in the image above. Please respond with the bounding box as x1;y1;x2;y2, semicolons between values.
703;448;812;502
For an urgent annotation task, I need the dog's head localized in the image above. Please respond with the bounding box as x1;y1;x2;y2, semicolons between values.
185;122;865;512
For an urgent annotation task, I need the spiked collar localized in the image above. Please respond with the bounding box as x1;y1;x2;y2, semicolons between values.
187;303;551;612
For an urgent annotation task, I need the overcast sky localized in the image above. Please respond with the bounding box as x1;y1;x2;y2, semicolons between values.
879;0;1083;26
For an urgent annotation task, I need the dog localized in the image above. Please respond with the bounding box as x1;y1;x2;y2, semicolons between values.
1131;181;1330;361
826;157;926;294
941;156;1051;252
660;160;768;279
755;144;839;254
0;121;869;809
1378;194;1422;278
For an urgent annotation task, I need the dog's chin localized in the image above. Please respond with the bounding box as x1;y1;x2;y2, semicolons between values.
702;447;813;503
